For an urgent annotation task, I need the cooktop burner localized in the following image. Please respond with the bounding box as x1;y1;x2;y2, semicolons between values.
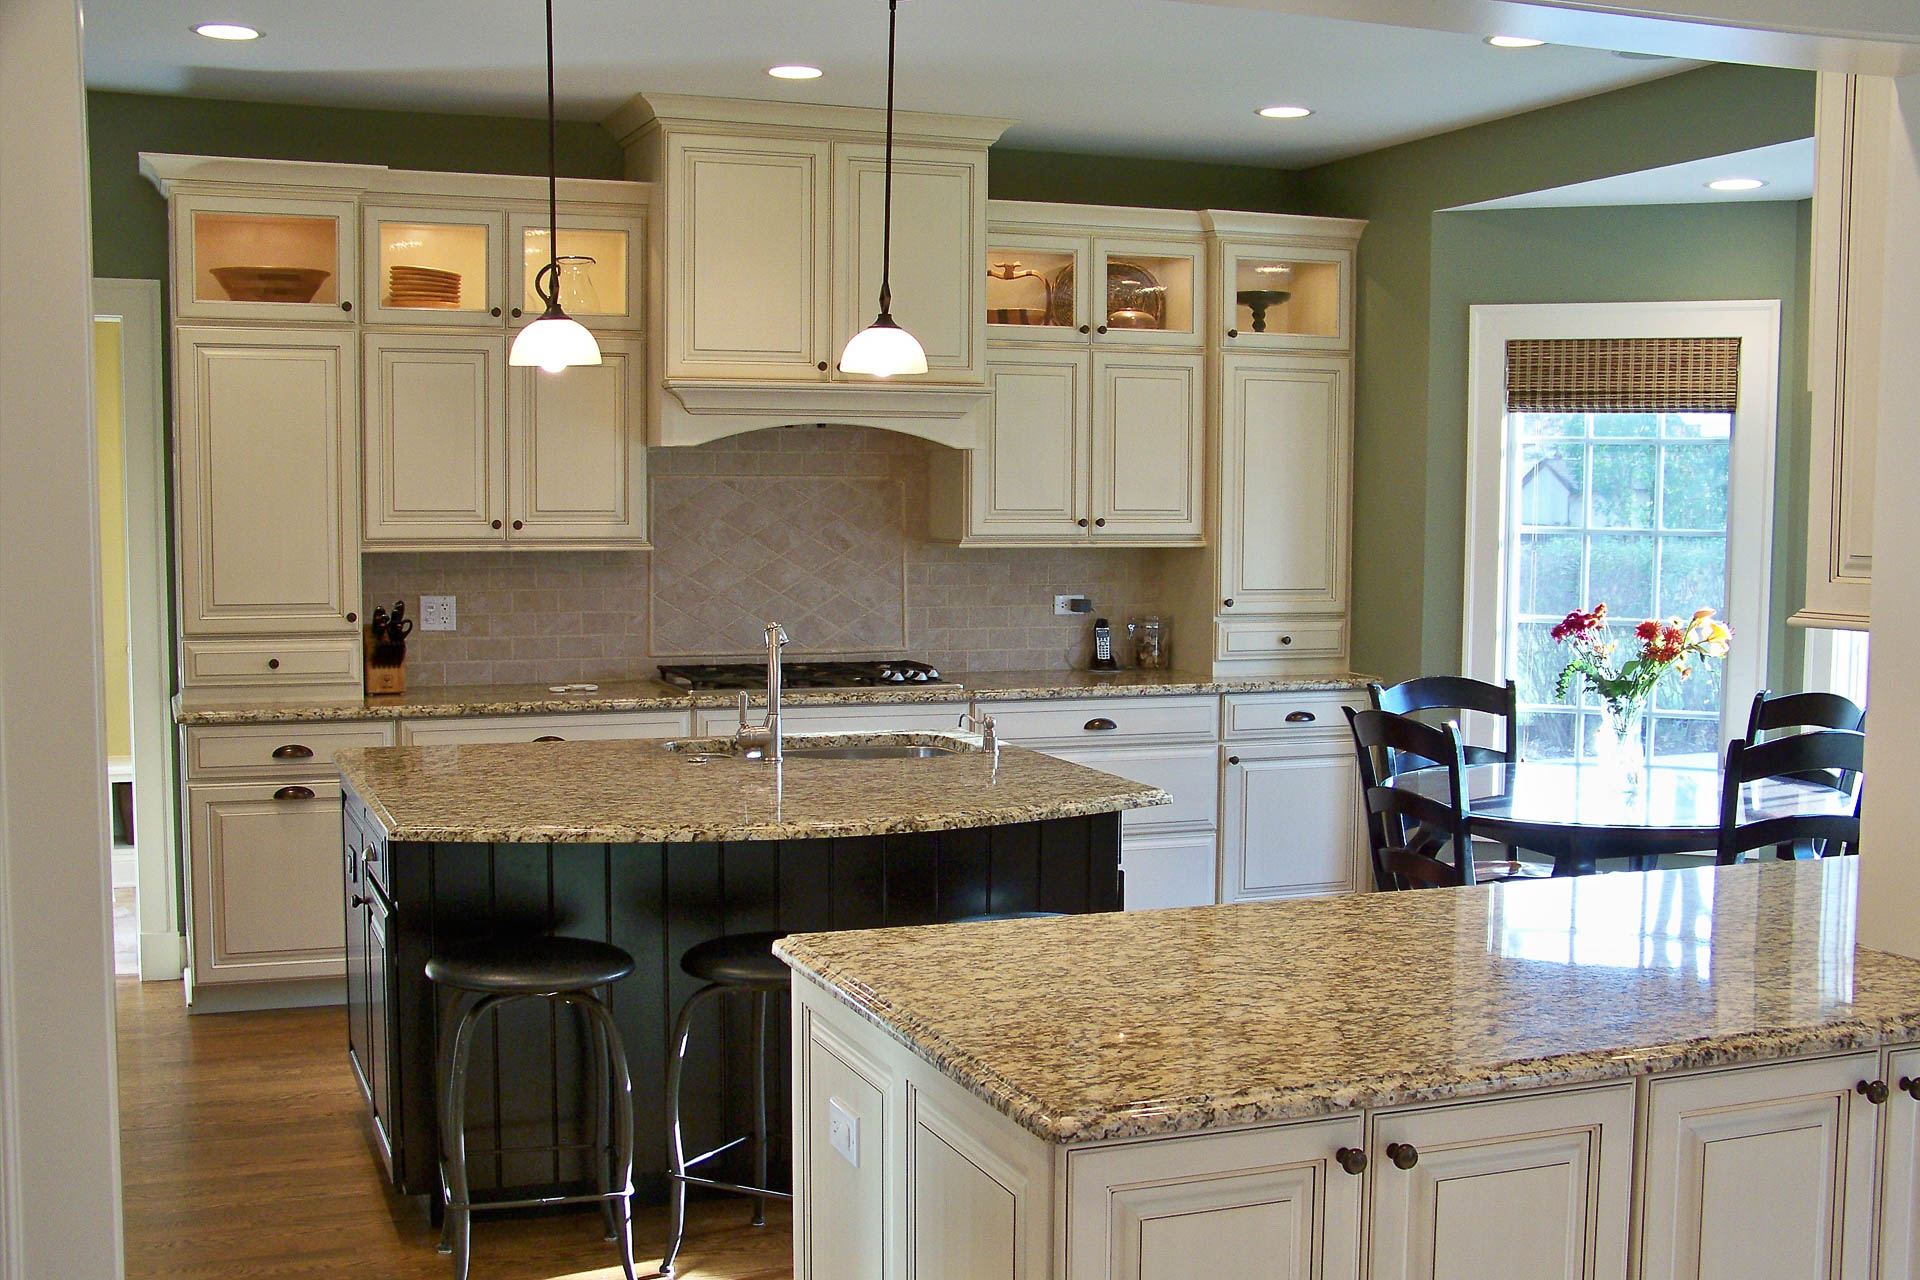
656;660;954;691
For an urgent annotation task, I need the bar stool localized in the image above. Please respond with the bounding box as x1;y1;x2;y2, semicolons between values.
426;935;639;1280
662;930;791;1276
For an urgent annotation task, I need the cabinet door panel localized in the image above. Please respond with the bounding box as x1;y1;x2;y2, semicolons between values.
1879;1046;1920;1280
188;780;346;983
669;136;829;378
1221;747;1364;900
1219;355;1350;612
175;194;358;322
1066;1115;1363;1280
970;349;1088;539
1640;1054;1879;1280
836;143;983;381
363;333;505;543
1092;353;1203;542
176;328;357;634
1370;1085;1634;1280
1116;833;1218;911
510;336;648;544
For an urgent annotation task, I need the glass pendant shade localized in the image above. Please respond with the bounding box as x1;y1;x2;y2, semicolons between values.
838;314;927;377
509;313;602;373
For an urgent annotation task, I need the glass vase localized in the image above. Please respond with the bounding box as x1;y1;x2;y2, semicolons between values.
1593;700;1649;793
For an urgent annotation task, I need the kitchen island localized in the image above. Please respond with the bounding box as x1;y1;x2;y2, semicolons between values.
335;731;1166;1205
779;858;1920;1280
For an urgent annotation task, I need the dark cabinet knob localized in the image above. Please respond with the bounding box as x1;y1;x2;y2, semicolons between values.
1084;717;1118;732
1280;635;1293;646
349;894;369;909
491;519;503;530
273;785;314;801
511;307;523;318
1900;1076;1920;1101
1223;597;1235;608
1078;324;1090;334
1077;518;1089;528
267;658;280;670
533;735;565;743
1860;1079;1891;1105
1285;711;1316;723
1386;1142;1419;1169
490;307;502;317
1226;327;1237;338
271;744;314;760
512;519;524;530
818;361;830;371
1096;324;1108;334
1226;755;1241;765
341;301;353;312
1335;1147;1367;1176
1094;517;1106;527
346;611;358;624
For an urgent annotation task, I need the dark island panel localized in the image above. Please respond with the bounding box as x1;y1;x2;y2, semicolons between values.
344;784;1121;1202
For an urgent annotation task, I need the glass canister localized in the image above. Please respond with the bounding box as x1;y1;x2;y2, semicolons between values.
554;255;602;315
1127;615;1170;670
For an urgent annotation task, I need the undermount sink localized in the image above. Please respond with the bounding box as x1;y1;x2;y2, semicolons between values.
664;732;977;762
783;743;961;760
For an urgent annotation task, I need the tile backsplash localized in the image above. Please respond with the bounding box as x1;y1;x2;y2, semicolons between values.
363;426;1171;687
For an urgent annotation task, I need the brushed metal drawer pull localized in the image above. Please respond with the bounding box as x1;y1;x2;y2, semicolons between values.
1285;711;1316;724
1084;717;1118;732
273;785;315;801
271;744;315;759
533;735;565;743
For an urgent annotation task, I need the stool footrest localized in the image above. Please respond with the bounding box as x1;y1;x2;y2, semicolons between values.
447;1186;633;1214
670;1172;794;1201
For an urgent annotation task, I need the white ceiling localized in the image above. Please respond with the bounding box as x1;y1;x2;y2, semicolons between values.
1457;138;1814;209
82;0;1702;167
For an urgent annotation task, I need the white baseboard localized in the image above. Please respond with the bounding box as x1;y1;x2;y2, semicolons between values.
137;931;184;982
186;976;345;1013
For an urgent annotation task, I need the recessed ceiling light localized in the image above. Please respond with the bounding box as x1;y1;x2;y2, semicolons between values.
1706;177;1767;192
768;65;823;80
1256;105;1313;120
192;22;260;39
1485;35;1546;48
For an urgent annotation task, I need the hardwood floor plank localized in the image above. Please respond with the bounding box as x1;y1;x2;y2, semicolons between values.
117;978;793;1279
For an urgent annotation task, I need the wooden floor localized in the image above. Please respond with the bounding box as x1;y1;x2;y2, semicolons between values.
116;978;793;1280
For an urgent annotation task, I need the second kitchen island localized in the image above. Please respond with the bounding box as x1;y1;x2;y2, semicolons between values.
334;730;1165;1204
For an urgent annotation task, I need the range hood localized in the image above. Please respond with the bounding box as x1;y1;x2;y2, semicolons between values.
655;379;990;449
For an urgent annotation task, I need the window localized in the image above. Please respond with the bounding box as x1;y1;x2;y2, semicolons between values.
1464;302;1779;764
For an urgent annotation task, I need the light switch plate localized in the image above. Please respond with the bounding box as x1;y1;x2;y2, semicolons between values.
420;595;456;631
828;1097;860;1168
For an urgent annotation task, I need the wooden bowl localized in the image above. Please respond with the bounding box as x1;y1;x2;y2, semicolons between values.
210;266;332;303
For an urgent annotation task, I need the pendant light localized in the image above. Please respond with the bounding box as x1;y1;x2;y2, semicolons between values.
837;0;928;377
509;0;601;374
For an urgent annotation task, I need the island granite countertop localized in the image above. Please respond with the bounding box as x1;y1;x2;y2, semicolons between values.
336;733;1170;844
178;668;1374;725
776;858;1920;1145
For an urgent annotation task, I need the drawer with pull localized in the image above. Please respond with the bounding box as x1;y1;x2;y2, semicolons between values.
185;721;397;778
1215;618;1347;662
987;695;1219;746
181;636;362;686
399;711;692;746
1223;691;1364;740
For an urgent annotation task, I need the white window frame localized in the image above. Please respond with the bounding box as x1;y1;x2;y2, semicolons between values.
1463;300;1779;752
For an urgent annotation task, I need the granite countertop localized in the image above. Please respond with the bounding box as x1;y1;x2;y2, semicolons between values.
336;733;1169;844
777;859;1920;1145
176;668;1375;725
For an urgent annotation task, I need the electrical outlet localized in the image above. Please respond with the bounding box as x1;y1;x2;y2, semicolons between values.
827;1097;860;1168
1055;594;1091;617
420;595;457;631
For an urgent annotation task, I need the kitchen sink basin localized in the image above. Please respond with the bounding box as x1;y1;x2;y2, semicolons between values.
664;732;977;762
781;743;961;760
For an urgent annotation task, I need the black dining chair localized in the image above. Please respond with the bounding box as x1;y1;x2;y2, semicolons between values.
1716;728;1865;864
1346;707;1551;889
1366;785;1476;891
1745;688;1866;740
1369;676;1519;766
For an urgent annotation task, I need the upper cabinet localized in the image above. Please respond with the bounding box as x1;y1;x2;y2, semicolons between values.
509;211;643;332
985;219;1204;348
173;193;360;323
1798;71;1886;632
609;93;1008;447
363;204;505;327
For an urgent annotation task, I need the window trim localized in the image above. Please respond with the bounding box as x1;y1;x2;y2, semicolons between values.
1464;300;1780;752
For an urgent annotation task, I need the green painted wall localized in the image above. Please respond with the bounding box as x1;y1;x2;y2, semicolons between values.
1292;63;1817;682
1427;200;1813;689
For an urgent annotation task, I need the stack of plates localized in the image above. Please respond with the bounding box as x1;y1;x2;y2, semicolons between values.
387;265;462;308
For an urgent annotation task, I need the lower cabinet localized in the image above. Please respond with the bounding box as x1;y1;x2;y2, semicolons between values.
1221;745;1366;901
1368;1085;1635;1280
342;803;397;1179
187;778;350;983
398;709;692;745
1640;1053;1882;1280
1879;1047;1920;1280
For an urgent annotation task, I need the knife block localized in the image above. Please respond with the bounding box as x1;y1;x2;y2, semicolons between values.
364;624;407;695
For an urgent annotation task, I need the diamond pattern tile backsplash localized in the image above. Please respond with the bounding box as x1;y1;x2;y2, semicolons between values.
363;426;1171;686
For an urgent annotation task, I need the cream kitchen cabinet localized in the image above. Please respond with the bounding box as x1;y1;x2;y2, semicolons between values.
985;202;1206;349
1878;1048;1920;1279
1368;1085;1635;1280
362;332;647;548
174;326;364;700
1220;690;1369;901
361;203;507;328
1639;1053;1882;1280
398;710;690;745
167;189;361;324
928;348;1203;546
188;780;350;987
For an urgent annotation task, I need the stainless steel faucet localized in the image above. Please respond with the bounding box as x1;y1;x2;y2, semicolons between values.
732;622;790;761
959;696;998;758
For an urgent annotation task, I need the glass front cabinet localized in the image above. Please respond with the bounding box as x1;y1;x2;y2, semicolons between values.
985;221;1204;348
508;212;643;332
362;206;505;327
174;193;360;322
1214;236;1353;351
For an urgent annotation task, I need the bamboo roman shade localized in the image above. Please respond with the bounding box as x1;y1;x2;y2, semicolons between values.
1504;337;1741;414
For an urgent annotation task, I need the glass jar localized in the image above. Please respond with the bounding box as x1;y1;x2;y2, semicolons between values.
1127;616;1169;670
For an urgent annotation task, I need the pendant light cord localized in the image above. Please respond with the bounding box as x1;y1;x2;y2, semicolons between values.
878;0;898;317
541;0;560;310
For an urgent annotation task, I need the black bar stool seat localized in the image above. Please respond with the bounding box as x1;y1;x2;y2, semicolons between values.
426;935;635;994
428;934;638;1280
952;910;1066;923
679;931;786;986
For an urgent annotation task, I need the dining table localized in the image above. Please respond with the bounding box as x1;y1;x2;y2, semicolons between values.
1383;758;1861;875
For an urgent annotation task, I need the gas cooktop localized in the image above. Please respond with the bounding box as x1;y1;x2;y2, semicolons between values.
656;660;954;691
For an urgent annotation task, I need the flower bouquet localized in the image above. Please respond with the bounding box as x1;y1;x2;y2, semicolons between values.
1550;603;1732;783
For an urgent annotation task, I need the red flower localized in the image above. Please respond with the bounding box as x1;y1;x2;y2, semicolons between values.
1634;619;1660;642
1551;606;1606;644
